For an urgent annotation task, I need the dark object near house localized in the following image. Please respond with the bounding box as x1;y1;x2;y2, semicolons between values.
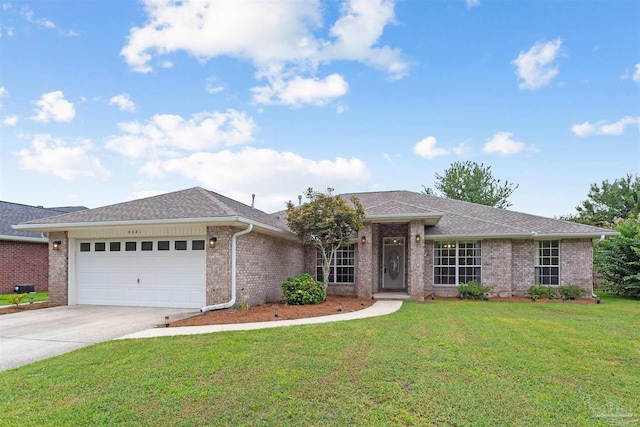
14;284;35;293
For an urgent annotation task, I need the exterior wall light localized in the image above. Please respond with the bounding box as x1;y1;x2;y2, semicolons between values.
415;234;421;243
360;235;366;244
52;240;62;250
209;237;217;248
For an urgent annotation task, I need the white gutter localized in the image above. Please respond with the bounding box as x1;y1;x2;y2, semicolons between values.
0;234;48;243
200;224;253;313
13;215;294;239
423;231;618;240
591;234;606;303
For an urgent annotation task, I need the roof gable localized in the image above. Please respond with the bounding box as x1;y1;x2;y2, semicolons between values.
19;187;287;231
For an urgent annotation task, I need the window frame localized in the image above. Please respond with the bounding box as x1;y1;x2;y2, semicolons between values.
433;240;482;286
316;244;356;284
534;240;560;285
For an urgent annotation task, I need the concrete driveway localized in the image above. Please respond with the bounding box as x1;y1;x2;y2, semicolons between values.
0;305;197;372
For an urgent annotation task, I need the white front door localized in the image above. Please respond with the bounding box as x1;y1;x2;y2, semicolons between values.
75;238;206;308
382;237;405;290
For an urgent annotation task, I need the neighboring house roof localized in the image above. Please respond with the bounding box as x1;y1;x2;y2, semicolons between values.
15;188;615;240
343;190;616;239
0;201;87;242
16;187;292;237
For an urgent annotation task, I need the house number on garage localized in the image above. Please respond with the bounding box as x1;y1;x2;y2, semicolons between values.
127;230;142;235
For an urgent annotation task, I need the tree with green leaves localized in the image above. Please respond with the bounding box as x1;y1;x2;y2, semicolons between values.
422;161;518;208
285;188;366;296
572;174;640;228
594;217;640;297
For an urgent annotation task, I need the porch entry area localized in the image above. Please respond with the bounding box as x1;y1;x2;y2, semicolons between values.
382;237;405;291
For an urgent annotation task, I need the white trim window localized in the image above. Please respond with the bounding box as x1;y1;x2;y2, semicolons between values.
535;240;560;285
316;245;356;283
434;241;482;285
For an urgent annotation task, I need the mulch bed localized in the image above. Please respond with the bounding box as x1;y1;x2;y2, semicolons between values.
0;302;50;315
169;295;375;327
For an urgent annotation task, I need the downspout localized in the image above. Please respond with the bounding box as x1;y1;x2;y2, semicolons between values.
592;234;605;303
200;224;253;313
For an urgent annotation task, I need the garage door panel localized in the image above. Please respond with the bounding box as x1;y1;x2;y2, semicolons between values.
76;238;206;308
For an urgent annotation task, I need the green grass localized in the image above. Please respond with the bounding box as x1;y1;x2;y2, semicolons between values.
0;291;48;306
1;296;639;426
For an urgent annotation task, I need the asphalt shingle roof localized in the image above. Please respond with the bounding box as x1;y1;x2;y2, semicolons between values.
0;201;87;240
18;188;614;238
20;187;286;230
343;190;614;237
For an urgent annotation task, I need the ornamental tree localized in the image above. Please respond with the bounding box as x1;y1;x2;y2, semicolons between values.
574;174;640;228
422;161;518;209
286;188;365;295
594;217;640;297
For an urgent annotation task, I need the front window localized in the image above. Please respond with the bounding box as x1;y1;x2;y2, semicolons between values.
316;245;355;283
535;240;560;285
434;241;482;285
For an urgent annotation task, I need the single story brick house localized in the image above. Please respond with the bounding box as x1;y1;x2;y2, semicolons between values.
16;187;616;308
1;201;86;294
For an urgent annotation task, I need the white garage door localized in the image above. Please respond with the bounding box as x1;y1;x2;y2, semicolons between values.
76;238;206;308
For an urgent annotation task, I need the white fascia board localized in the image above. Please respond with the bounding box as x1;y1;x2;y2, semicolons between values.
0;234;48;243
14;216;298;240
365;213;443;224
424;231;618;240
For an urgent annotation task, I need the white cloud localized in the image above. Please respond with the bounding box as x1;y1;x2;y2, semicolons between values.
21;7;55;29
483;132;525;155
251;74;349;107
512;39;562;90
466;0;480;9
336;102;348;114
66;30;80;37
205;76;225;95
413;136;450;159
3;115;18;126
3;3;12;10
31;91;75;122
109;93;136;112
571;116;640;137
634;64;640;84
16;134;110;180
159;60;174;69
0;86;6;107
139;147;371;212
120;0;406;106
321;0;408;79
106;109;257;158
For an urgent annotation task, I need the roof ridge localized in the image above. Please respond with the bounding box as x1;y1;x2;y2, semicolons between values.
195;187;236;216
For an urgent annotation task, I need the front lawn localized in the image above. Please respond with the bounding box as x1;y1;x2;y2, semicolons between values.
0;291;48;306
1;296;638;426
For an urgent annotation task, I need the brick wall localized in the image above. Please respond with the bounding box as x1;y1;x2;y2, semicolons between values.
561;239;594;292
48;232;68;306
511;240;535;295
206;226;305;307
236;232;305;306
0;240;49;294
483;239;513;297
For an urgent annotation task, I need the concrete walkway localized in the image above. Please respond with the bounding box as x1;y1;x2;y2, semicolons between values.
119;300;403;340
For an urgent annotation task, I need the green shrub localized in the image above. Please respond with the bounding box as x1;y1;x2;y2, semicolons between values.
526;285;557;300
7;293;27;307
558;283;587;300
458;280;490;300
281;274;325;305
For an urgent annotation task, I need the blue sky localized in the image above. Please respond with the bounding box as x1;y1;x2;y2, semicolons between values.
1;0;638;217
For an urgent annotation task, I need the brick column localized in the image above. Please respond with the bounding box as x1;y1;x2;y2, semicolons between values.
408;221;425;300
48;231;69;306
206;226;234;305
356;223;373;300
